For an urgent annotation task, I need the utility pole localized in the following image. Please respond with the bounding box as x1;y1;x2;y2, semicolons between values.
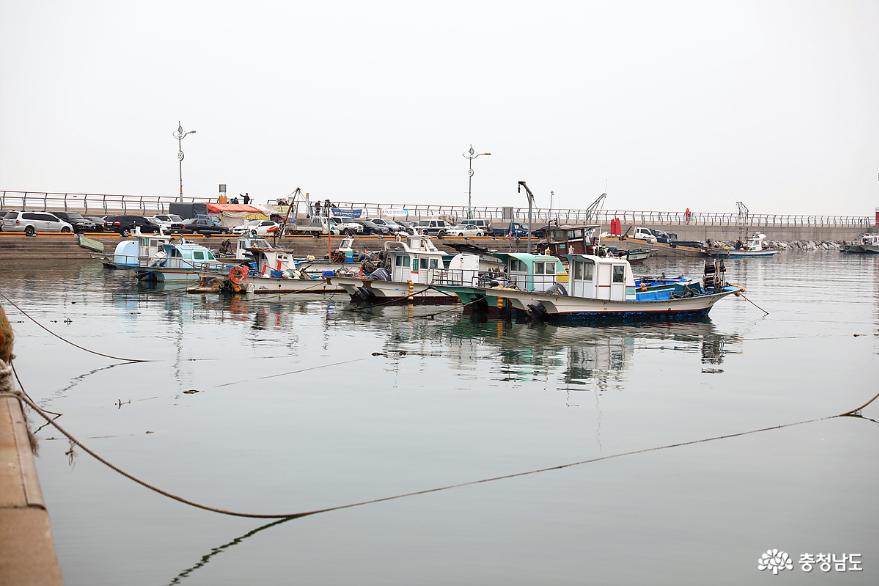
463;144;491;219
173;121;197;201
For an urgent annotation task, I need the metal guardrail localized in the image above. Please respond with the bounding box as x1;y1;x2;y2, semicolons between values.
0;190;215;215
269;200;872;228
2;190;870;228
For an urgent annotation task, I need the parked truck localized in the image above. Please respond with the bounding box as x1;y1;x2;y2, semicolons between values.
489;221;530;238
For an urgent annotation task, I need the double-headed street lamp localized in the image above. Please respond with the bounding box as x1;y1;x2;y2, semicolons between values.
463;144;491;219
173;121;197;200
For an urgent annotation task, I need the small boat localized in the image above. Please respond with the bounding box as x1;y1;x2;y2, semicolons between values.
454;256;740;323
105;231;174;269
705;233;778;259
331;233;463;304
841;233;879;254
434;252;568;312
192;238;345;295
136;241;225;282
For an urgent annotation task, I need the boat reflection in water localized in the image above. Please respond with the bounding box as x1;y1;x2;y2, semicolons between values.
343;306;743;394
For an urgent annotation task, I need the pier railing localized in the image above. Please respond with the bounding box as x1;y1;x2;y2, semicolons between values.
270;200;872;228
0;190;215;215
1;190;870;228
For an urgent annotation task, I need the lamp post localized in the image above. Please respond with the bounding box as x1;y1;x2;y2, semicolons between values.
173;121;197;201
463;144;491;219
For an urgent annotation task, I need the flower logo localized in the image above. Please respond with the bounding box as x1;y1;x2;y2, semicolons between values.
758;549;793;575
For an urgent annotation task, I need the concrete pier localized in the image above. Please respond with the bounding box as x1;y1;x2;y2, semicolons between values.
0;305;63;585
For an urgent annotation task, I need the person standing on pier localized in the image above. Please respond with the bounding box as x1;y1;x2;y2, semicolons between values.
242;193;251;205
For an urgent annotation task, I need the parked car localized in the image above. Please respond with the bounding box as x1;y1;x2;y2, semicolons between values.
354;219;390;235
149;214;186;232
447;224;485;237
330;217;364;235
2;211;74;235
104;215;161;236
85;216;107;230
459;218;491;231
181;217;232;236
367;218;405;233
413;219;448;236
648;228;674;244
51;211;100;233
232;220;280;236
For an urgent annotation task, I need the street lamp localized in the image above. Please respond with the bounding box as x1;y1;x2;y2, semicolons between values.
173;121;197;201
463;144;491;219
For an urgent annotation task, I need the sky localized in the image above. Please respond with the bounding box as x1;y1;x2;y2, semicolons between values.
1;0;878;215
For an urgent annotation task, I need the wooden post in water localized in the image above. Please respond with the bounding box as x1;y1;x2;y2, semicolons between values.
407;279;414;304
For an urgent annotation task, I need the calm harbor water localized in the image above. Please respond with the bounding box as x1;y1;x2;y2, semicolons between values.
2;252;877;585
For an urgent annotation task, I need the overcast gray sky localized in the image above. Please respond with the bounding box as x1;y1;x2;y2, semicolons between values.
1;0;878;214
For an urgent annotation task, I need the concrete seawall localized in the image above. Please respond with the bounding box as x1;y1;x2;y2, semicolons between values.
0;306;64;586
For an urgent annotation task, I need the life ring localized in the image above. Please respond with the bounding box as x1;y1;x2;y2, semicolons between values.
229;265;249;285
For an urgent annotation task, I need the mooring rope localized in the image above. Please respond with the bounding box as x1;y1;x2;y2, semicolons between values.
738;291;770;315
0;291;149;363
4;359;877;520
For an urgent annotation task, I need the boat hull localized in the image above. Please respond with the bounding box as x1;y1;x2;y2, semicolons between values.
454;286;740;322
331;276;458;305
706;249;777;259
242;276;344;294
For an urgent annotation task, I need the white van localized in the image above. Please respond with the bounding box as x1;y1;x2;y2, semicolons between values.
2;211;74;235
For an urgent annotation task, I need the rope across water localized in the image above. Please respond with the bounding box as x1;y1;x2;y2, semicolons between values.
3;359;876;520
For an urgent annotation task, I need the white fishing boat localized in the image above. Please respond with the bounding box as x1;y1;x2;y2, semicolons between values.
841;233;879;254
107;231;173;269
706;233;777;258
331;233;469;304
192;237;346;295
449;255;741;322
136;241;224;282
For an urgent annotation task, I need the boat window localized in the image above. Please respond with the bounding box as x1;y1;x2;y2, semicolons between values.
584;262;594;280
193;251;205;260
412;257;418;270
420;258;429;269
207;252;216;260
545;262;555;275
534;262;544;274
429;258;438;269
573;261;582;280
612;265;625;283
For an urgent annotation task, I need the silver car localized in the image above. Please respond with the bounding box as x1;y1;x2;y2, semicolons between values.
2;211;74;235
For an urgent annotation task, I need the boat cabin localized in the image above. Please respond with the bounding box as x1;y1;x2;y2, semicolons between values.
860;233;879;246
384;234;447;284
567;255;636;301
543;225;601;255
152;242;218;270
252;247;298;277
113;233;173;267
234;236;273;260
744;233;768;251
502;253;567;292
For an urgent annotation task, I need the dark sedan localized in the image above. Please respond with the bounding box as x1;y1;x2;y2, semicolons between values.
52;211;100;233
181;217;232;235
105;215;161;236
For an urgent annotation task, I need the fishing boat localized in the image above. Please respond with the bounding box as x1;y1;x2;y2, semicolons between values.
191;238;345;294
446;256;740;322
106;231;173;269
331;233;466;304
434;252;568;312
705;233;778;258
841;233;879;254
136;241;225;282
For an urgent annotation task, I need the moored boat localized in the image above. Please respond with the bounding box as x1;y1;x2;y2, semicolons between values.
841;233;879;254
446;256;741;322
705;233;778;259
